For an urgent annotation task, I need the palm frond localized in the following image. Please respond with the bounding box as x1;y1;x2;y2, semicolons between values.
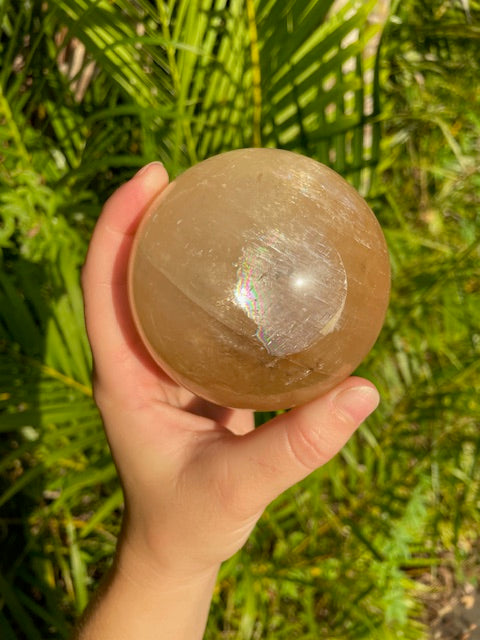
2;0;479;637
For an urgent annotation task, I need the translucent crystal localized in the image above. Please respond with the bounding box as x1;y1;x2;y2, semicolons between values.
128;148;390;410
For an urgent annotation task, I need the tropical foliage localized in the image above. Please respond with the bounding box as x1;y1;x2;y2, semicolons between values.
0;0;479;638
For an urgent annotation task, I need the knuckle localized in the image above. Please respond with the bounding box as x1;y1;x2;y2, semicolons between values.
213;448;262;521
215;471;250;520
285;418;333;471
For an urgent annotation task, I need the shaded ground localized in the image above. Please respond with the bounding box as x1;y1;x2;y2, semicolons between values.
428;582;480;639
419;553;480;640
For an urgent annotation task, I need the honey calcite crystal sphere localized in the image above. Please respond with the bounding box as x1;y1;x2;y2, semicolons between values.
128;148;390;411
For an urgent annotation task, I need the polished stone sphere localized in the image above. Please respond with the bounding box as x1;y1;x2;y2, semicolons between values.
128;148;390;410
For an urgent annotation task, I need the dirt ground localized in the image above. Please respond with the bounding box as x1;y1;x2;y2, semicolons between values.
419;560;480;639
427;582;480;639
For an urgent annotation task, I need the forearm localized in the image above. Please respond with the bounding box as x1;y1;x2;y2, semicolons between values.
74;540;219;640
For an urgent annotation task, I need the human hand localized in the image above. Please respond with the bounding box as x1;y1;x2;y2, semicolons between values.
82;162;380;581
79;162;382;640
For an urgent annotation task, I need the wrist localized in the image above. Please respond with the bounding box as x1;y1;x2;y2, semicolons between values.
116;502;223;583
76;529;219;640
115;527;221;591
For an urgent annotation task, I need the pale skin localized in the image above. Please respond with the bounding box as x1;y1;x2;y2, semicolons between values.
77;161;381;639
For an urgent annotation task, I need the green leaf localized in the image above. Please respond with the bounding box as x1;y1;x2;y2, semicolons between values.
0;572;43;640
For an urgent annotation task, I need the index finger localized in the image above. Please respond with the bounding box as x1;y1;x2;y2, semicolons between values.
82;163;169;389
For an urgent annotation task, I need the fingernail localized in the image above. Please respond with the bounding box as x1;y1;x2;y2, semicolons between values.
135;161;164;177
333;385;380;424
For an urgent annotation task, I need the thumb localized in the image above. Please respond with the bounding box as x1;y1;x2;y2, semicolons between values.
225;377;380;515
